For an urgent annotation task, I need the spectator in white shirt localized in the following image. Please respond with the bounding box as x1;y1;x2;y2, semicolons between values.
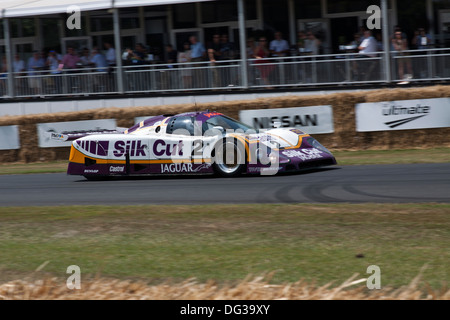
354;29;380;81
358;30;378;57
304;32;321;55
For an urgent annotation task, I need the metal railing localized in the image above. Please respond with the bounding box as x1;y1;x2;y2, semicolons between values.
4;67;117;97
390;48;450;81
1;48;449;98
122;60;244;93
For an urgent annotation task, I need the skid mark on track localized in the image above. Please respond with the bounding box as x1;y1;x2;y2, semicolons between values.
343;184;450;202
301;184;356;203
273;184;299;203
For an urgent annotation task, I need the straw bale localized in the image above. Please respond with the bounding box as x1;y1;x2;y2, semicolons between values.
0;85;449;163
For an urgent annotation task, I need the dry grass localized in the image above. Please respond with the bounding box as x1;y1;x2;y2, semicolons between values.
1;273;448;300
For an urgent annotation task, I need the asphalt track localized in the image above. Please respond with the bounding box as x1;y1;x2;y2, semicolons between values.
0;163;449;206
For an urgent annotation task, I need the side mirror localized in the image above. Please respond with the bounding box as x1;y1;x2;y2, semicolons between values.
213;126;224;132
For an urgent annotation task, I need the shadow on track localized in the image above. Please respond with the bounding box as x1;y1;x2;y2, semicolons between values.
75;166;341;182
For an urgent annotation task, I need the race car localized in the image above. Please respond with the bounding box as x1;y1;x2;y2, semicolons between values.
55;111;336;179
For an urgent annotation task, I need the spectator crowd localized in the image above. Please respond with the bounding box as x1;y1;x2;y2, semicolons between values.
0;25;437;96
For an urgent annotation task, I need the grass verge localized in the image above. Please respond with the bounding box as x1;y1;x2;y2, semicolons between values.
0;203;448;290
333;147;450;165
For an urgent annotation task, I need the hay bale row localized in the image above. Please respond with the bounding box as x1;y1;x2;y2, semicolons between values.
1;85;449;163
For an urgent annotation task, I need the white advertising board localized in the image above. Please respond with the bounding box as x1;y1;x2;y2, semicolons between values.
0;125;20;150
239;105;334;134
37;119;117;148
355;98;450;132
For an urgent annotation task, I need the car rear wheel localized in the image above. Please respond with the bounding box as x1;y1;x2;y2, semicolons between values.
212;139;246;177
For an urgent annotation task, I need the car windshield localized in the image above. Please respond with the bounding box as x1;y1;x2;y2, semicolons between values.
203;115;255;133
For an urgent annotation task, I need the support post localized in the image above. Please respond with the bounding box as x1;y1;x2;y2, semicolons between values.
426;0;434;43
381;0;391;83
237;0;248;88
3;13;15;97
288;0;296;47
112;7;124;93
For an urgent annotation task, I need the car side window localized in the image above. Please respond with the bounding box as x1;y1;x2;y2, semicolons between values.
203;117;228;132
166;116;195;136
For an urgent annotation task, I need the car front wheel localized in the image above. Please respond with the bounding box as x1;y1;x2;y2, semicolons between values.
212;139;246;177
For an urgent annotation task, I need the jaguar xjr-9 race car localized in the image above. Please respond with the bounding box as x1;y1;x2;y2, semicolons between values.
55;111;336;179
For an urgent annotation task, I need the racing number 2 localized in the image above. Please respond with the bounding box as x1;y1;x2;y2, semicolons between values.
192;140;203;156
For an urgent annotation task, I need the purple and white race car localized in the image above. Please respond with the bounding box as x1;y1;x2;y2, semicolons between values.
56;111;336;179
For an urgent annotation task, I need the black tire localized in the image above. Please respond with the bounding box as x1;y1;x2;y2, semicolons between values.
212;139;247;177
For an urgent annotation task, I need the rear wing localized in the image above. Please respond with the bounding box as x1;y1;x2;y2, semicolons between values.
49;128;127;142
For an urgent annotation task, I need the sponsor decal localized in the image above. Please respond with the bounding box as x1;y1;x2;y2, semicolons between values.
51;133;65;139
248;167;261;173
153;139;184;157
109;166;125;173
260;166;282;174
113;140;146;157
282;148;323;161
248;134;273;142
381;104;430;128
192;163;212;172
248;166;282;173
161;163;193;173
83;169;99;174
289;128;306;135
382;104;430;116
252;115;317;129
160;163;211;174
204;112;223;118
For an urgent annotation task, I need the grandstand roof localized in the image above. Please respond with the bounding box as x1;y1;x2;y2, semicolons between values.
0;0;210;18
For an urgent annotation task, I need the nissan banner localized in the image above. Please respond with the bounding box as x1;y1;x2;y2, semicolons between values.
239;105;334;134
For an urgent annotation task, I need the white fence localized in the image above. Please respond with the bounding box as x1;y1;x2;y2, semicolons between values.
1;48;449;98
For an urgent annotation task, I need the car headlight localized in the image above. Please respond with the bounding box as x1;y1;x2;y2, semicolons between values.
269;152;278;163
